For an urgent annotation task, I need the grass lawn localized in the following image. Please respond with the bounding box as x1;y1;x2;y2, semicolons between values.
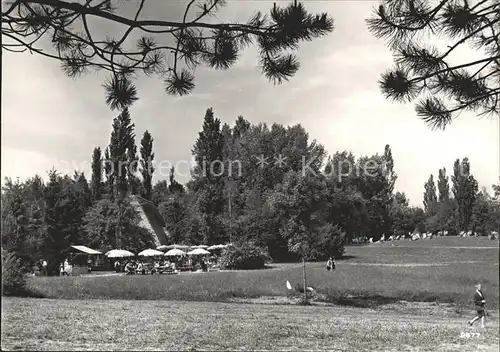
26;237;499;310
2;236;498;351
2;297;499;351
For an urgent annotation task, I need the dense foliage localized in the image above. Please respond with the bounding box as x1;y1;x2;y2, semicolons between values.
218;242;270;270
2;107;499;275
1;248;27;296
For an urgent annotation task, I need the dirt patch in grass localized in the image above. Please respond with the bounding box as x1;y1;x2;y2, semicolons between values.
219;293;490;322
342;261;498;267
225;295;461;315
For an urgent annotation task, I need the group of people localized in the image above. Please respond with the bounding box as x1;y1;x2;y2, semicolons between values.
326;257;335;271
176;255;217;271
113;259;176;274
113;256;218;274
59;259;73;276
35;251;490;329
32;259;48;276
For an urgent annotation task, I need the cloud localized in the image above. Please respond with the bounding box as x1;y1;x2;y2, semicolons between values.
1;1;497;206
1;147;66;181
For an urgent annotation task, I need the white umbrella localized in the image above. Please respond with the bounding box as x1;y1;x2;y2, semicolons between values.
138;249;164;257
190;245;209;249
105;249;135;258
156;245;169;251
165;248;186;256
187;248;210;255
207;244;231;250
165;244;190;250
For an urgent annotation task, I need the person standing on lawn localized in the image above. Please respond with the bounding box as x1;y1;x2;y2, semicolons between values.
41;259;47;276
87;257;92;274
468;283;486;328
326;257;335;271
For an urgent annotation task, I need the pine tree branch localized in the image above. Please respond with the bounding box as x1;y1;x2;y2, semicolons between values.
379;0;449;32
471;60;493;78
173;0;198;76
412;55;500;84
2;0;334;107
470;0;491;12
441;18;500;59
14;0;268;35
2;29;78;61
369;0;500;127
2;0;22;17
448;88;499;113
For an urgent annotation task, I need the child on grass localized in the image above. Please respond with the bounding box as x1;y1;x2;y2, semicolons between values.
468;283;486;328
326;257;335;271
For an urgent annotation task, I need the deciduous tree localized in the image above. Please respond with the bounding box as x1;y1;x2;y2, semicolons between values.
423;174;438;215
90;147;103;201
108;108;136;200
452;158;478;232
437;167;450;202
83;198;154;252
139;130;155;200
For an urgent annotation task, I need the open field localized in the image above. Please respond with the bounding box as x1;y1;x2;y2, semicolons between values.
2;236;498;351
26;237;499;309
2;297;499;351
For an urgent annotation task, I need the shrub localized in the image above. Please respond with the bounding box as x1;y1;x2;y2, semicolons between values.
307;224;346;260
2;249;27;296
219;242;270;270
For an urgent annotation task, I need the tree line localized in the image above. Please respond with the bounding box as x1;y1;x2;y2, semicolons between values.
423;160;499;237
2;108;499;274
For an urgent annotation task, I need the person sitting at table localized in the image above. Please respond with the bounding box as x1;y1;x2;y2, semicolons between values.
152;261;160;274
136;262;144;274
124;261;133;274
114;260;121;273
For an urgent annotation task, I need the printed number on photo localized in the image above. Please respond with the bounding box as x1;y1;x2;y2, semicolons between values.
460;332;481;338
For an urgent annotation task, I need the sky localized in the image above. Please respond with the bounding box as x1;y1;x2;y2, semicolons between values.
1;0;498;206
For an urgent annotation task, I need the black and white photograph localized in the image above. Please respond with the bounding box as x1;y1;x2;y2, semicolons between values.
1;0;499;350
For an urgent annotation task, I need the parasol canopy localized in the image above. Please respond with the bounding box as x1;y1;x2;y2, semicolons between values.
165;248;186;256
163;244;190;250
187;248;210;255
105;249;135;258
70;245;102;254
138;249;164;257
207;244;230;250
190;245;209;249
